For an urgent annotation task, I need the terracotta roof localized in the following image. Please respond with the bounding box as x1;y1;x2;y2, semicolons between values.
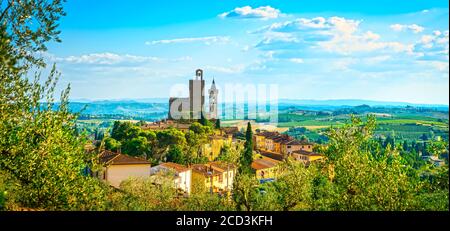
208;161;236;172
99;150;119;163
141;120;191;130
272;135;292;143
191;164;222;176
287;140;313;145
251;157;280;170
221;127;239;135
292;150;324;157
266;134;281;139
160;162;190;173
257;131;280;138
99;150;150;166
260;151;284;161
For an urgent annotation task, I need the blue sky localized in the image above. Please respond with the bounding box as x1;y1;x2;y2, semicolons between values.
46;0;449;104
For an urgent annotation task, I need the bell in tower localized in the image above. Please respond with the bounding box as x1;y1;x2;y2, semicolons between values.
196;69;203;80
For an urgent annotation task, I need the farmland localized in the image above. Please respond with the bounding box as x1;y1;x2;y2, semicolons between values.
275;111;448;143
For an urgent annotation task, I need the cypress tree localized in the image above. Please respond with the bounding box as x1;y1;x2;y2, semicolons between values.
239;122;253;174
215;119;221;129
199;112;207;126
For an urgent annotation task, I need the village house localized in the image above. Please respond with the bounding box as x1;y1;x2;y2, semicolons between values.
96;150;151;188
141;119;191;132
254;131;278;151
272;135;293;154
251;156;282;180
150;162;192;195
254;133;266;150
254;130;317;159
264;135;275;151
291;150;325;166
220;126;240;138
254;131;293;153
281;139;315;156
191;161;236;194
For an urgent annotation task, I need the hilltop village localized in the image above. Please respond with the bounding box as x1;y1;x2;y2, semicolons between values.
90;69;325;196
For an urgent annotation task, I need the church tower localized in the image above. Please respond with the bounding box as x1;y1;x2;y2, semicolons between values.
208;78;218;119
189;69;205;119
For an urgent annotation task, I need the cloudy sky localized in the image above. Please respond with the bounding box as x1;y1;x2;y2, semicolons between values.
46;0;449;104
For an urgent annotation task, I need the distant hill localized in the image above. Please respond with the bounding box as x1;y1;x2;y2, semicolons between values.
278;99;449;108
62;101;169;121
70;98;169;104
63;98;448;121
70;98;448;108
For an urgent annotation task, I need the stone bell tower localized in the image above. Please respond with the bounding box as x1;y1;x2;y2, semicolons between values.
208;78;218;119
189;69;205;119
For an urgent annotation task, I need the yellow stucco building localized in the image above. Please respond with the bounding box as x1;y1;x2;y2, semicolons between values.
191;161;236;195
291;150;325;166
281;140;314;156
251;156;282;180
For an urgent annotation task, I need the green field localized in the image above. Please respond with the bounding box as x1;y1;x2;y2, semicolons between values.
276;112;449;143
77;110;449;144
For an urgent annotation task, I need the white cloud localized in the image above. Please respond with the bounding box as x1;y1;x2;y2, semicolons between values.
257;32;299;45
204;65;247;74
364;31;381;40
145;36;230;45
219;6;281;19
255;16;414;55
321;36;412;54
414;30;449;61
241;45;251;52
52;52;192;65
289;58;304;64
55;53;162;65
390;24;424;33
257;16;360;35
426;61;449;73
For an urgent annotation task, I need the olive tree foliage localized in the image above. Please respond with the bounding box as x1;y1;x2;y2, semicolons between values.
320;115;418;210
108;174;179;211
216;141;244;165
109;174;235;211
1;0;66;71
232;173;260;211
182;192;234;211
0;66;108;210
232;159;318;211
0;0;109;210
270;159;315;211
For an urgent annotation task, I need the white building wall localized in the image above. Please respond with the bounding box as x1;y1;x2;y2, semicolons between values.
151;165;192;195
105;164;151;188
177;170;192;195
